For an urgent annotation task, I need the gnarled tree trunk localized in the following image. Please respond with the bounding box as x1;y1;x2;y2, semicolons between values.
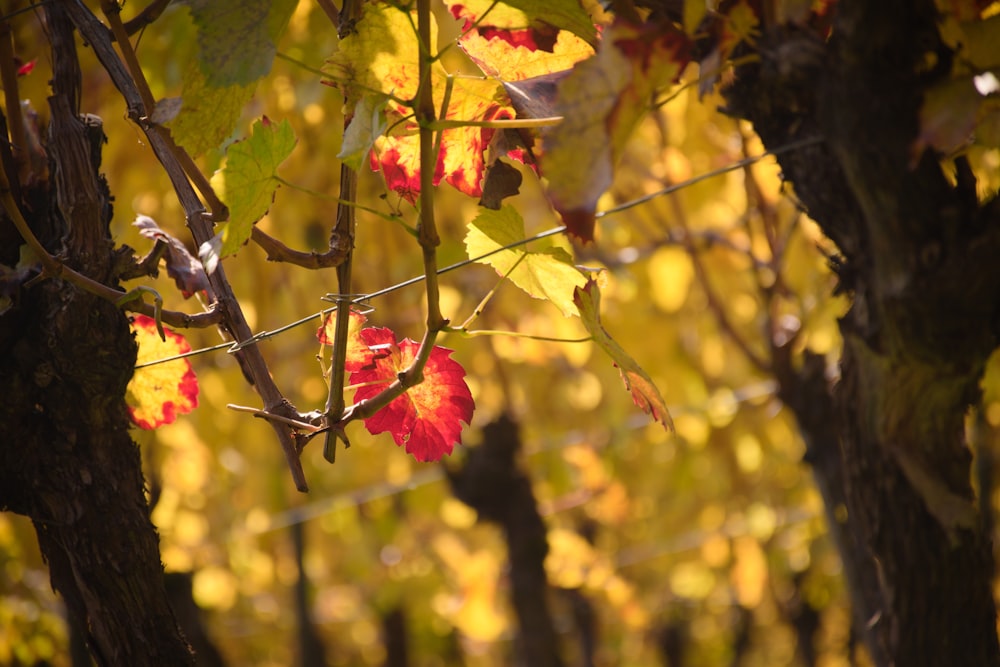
0;4;193;664
724;0;1000;664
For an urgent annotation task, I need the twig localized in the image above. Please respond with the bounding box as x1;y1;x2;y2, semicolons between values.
101;0;156;114
429;117;563;130
122;0;172;35
314;0;340;28
323;165;358;462
102;1;228;221
675;205;771;372
228;404;323;432
66;0;309;492
596;136;823;218
415;0;444;332
0;169;123;302
251;227;348;268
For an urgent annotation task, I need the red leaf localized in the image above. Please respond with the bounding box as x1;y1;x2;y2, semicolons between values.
126;315;199;429
316;309;375;370
350;328;475;462
16;59;36;77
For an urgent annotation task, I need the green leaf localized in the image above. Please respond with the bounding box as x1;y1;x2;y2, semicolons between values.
168;0;296;156
496;0;598;46
465;206;586;317
167;60;256;157
186;0;297;86
201;118;297;271
339;95;389;171
324;3;430;109
574;280;673;430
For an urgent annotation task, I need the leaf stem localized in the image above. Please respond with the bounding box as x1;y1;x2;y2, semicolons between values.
429;117;563;130
449;329;592;343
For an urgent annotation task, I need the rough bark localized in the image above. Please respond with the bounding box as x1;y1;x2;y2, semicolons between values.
0;4;194;664
724;1;1000;664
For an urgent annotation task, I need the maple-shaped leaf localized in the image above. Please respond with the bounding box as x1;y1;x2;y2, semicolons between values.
126;315;199;430
325;3;516;201
317;309;376;370
350;328;475;462
168;0;296;156
448;0;598;47
133;215;212;299
465;205;587;317
186;0;296;87
447;0;596;80
369;80;514;201
167;61;257;158
574;280;673;430
541;20;690;242
200;118;297;273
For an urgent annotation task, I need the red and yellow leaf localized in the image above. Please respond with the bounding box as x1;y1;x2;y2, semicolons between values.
325;3;515;202
574;280;673;430
350;328;475;462
448;1;595;81
126;315;199;430
541;20;690;241
317;309;374;370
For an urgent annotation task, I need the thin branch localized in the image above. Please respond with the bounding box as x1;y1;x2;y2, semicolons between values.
0;170;124;302
416;0;444;331
121;0;172;35
596;136;824;218
66;0;308;492
102;0;228;221
101;0;155;114
674;202;771;372
428;117;563;130
251;226;348;268
314;0;340;28
323;165;358;462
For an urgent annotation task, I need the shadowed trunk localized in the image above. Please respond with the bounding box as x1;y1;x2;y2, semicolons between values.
723;0;1000;664
0;4;193;664
447;415;565;667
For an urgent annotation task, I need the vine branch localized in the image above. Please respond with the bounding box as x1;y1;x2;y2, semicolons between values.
66;0;309;491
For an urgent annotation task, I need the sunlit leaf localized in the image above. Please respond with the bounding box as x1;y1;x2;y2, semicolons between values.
317;309;374;370
201;118;297;272
133;215;212;299
167;61;256;158
448;1;595;80
325;3;515;201
542;20;690;241
465;205;587;316
369;78;514;202
351;328;475;461
126;315;199;430
494;0;599;46
339;95;389;171
168;0;295;155
574;280;673;429
324;3;425;109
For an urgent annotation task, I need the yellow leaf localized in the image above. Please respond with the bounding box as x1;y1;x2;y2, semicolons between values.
126;315;199;429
